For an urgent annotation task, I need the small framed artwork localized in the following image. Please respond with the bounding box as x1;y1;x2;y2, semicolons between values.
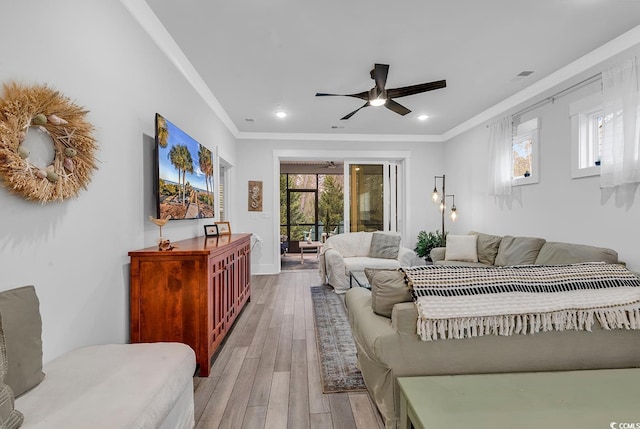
215;221;231;235
248;180;263;212
204;224;219;237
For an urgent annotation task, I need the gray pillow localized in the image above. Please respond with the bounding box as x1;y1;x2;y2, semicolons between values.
535;242;618;265
0;314;24;428
364;268;412;317
369;232;401;259
0;286;45;397
469;231;502;265
494;236;546;266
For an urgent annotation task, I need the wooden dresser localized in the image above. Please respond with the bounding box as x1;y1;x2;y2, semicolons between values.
128;233;251;376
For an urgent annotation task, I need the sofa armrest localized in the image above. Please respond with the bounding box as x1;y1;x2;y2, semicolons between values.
430;247;446;262
323;248;350;292
324;248;345;269
391;302;418;335
398;246;419;267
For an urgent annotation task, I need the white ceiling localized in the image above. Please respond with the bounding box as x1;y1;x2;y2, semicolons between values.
139;0;640;140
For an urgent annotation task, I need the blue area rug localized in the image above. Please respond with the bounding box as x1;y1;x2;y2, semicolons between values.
281;253;319;271
311;285;367;393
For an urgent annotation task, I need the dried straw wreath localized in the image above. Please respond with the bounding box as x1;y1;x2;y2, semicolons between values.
0;82;98;203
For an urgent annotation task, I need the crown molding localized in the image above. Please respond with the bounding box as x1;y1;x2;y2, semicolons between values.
236;132;443;142
122;1;640;144
441;24;640;141
120;0;239;136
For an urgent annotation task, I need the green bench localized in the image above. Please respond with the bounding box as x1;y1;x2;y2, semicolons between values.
398;368;640;429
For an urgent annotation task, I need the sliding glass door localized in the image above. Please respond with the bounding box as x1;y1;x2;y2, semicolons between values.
344;161;399;233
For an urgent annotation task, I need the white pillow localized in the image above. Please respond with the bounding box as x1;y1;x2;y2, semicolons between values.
445;235;479;262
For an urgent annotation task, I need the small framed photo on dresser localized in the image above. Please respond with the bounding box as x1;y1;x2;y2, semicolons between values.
215;221;231;235
204;224;219;237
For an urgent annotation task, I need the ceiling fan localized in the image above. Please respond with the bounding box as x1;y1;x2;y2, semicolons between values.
315;63;446;120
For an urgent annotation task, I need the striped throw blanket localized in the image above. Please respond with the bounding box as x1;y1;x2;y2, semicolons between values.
401;263;640;341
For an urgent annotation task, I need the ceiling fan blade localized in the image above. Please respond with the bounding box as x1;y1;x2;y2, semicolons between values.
385;99;411;116
373;63;389;94
341;102;370;120
316;91;369;101
387;80;447;99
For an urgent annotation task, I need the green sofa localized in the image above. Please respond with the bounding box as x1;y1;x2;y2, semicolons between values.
429;231;620;267
344;233;640;428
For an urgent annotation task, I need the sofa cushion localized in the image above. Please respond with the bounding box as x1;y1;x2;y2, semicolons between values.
344;257;401;273
14;343;196;429
364;269;412;318
445;235;478;263
0;286;44;398
369;232;401;259
434;260;489;267
494;236;546;266
535;242;619;265
469;231;502;265
324;231;371;257
0;314;24;429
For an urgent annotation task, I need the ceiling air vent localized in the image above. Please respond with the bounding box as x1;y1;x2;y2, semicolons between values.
511;70;535;82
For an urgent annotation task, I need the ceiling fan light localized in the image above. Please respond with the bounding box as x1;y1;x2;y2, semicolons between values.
370;98;386;107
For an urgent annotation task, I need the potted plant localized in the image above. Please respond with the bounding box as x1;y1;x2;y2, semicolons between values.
414;230;447;262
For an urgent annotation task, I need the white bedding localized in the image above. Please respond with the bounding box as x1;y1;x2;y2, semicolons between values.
15;342;196;429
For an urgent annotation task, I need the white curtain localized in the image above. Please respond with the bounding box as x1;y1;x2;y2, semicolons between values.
600;56;640;188
487;116;513;195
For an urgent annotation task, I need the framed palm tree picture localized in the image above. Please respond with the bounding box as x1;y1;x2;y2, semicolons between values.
155;113;216;220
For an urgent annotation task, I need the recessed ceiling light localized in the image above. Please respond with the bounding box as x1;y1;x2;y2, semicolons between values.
275;111;287;119
417;114;429;121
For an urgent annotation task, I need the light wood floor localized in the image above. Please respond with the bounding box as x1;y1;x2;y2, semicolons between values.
193;269;385;429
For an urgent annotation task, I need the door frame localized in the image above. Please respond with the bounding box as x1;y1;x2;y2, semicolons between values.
273;149;411;272
285;187;318;253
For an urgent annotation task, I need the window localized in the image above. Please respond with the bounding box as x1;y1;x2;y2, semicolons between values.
511;118;539;186
570;94;602;178
218;158;230;221
279;172;344;251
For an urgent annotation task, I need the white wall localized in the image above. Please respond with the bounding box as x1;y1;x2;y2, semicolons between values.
0;1;236;363
234;138;444;274
443;46;640;271
5;1;637;365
